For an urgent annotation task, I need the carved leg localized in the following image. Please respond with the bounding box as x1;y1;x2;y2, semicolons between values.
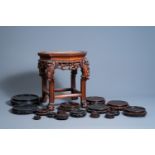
71;69;78;100
41;76;48;103
80;58;90;108
49;79;55;111
80;77;87;108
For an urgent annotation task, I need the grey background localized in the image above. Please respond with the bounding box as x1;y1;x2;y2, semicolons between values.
0;26;155;128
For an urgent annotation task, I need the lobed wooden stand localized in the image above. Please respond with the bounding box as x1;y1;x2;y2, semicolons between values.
38;51;90;111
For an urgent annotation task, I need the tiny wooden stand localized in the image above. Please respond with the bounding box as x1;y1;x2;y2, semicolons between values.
38;51;90;111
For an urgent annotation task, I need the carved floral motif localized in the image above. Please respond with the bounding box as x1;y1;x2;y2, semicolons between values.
38;60;55;81
38;58;90;80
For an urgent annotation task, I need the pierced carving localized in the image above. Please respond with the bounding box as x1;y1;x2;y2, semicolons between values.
39;58;90;80
55;61;81;70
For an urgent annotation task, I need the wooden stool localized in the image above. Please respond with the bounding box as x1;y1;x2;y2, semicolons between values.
38;51;90;111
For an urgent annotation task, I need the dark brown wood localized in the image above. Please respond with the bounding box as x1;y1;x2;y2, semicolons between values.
123;106;147;117
86;96;105;102
58;102;80;112
70;109;87;118
87;103;109;114
55;111;69;120
36;108;49;116
38;51;90;111
105;112;115;119
71;69;78;100
41;77;48;102
11;94;40;106
81;77;86;107
90;111;100;118
107;100;129;110
11;104;38;115
86;96;105;105
49;79;55;111
46;112;56;118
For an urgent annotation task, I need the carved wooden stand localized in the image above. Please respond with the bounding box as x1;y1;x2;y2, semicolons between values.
38;51;90;111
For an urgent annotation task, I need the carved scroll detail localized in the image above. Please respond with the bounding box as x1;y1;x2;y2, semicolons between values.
45;62;55;81
38;60;55;81
38;60;45;76
81;58;90;80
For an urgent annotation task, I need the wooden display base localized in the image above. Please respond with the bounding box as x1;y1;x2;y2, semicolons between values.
38;51;90;111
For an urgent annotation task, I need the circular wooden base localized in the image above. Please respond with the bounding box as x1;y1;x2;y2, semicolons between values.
86;96;105;105
70;109;87;118
123;106;147;117
107;100;129;110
